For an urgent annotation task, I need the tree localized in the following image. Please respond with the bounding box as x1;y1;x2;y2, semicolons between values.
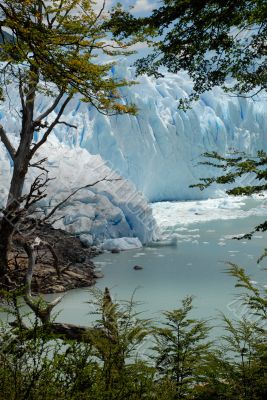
0;279;265;399
189;150;267;242
109;0;267;108
0;0;137;278
0;286;153;400
107;0;267;239
86;288;151;399
196;265;267;400
195;317;266;400
153;296;211;399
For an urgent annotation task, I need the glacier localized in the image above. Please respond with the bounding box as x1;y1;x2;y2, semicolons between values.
0;137;157;245
54;63;267;202
0;62;267;244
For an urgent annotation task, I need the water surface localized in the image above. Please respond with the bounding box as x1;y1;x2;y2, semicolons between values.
50;208;267;327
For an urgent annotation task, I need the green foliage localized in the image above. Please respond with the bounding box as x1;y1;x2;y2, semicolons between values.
85;287;153;399
188;265;266;400
0;282;266;399
219;315;266;399
0;0;137;115
190;151;267;195
0;314;62;399
108;0;267;106
152;296;212;399
190;151;267;240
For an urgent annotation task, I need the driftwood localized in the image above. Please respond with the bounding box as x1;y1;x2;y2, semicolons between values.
9;319;97;343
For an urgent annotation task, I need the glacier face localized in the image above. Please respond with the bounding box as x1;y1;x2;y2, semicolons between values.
0;62;266;243
0;137;157;244
51;63;267;201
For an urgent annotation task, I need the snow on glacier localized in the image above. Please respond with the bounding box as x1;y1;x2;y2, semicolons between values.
0;62;267;243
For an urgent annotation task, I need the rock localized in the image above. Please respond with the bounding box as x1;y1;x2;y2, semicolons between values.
76;253;86;263
64;270;84;279
3;224;97;294
111;248;120;254
49;285;66;293
93;272;104;279
133;265;143;270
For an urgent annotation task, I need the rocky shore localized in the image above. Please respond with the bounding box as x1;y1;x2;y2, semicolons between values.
3;224;102;294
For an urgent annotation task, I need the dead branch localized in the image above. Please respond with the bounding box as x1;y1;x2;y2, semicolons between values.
24;172;51;210
5;287;120;349
29;157;48;172
1;162;51;241
23;236;61;277
48;215;65;226
8;319;98;343
39;240;60;278
23;237;63;324
23;239;38;299
13;251;28;271
42;176;121;224
57;121;78;129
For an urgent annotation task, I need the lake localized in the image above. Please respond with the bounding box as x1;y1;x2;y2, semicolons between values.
48;196;267;329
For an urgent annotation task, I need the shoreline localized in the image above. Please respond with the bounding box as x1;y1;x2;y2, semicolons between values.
1;224;103;294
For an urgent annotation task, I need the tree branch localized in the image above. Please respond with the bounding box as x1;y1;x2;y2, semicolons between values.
57;121;78;129
9;319;96;343
47;0;64;28
23;238;38;299
0;124;16;160
23;237;63;324
34;90;65;125
42;176;121;224
24;178;49;210
29;157;48;172
40;240;60;278
30;95;72;158
18;68;26;116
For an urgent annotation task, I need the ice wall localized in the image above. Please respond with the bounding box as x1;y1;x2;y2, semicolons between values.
0;137;157;244
88;66;266;201
35;64;267;202
0;62;266;242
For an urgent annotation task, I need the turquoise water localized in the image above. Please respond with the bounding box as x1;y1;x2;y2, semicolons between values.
49;212;266;328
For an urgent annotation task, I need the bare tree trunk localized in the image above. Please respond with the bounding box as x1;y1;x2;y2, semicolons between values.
0;66;38;278
0;160;29;277
0;218;13;277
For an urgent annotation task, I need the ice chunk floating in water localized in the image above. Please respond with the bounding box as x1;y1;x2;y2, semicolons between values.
152;196;267;241
102;237;142;251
